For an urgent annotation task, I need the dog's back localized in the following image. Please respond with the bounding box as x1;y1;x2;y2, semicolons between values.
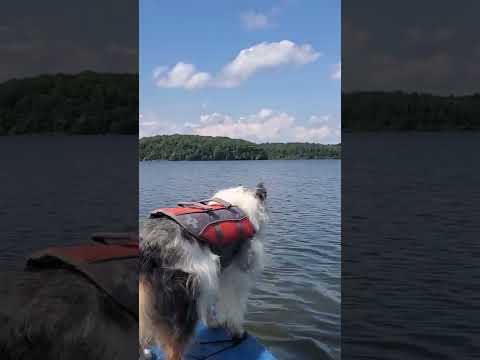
0;269;138;360
140;217;200;359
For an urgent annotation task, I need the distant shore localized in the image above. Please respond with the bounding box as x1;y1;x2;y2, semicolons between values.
343;91;480;131
0;72;137;135
139;134;341;161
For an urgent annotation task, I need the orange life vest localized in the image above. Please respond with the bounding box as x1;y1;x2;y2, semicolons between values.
150;198;256;267
149;198;256;246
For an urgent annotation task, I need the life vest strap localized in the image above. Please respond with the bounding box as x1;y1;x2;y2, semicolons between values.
208;197;232;208
177;201;213;210
177;197;232;210
26;242;138;266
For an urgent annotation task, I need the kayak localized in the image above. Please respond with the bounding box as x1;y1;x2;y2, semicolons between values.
145;323;277;360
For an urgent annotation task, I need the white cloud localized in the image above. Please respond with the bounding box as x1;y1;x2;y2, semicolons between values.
241;11;270;30
152;40;320;90
293;126;334;143
152;66;167;79
309;114;332;124
217;40;321;88
331;62;341;80
152;62;211;89
139;113;179;138
184;109;340;144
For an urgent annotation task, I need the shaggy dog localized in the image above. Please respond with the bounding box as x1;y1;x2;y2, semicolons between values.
140;184;268;360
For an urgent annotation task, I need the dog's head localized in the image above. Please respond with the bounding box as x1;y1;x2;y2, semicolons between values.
210;183;268;232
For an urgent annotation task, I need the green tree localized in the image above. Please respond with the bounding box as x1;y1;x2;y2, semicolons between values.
139;135;340;161
0;72;138;135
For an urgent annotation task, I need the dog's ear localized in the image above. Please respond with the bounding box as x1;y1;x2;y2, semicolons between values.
255;183;267;201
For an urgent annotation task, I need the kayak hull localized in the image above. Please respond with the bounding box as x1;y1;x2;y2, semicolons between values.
147;323;277;360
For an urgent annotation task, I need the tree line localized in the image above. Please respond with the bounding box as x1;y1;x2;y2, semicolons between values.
343;91;480;131
139;134;341;161
0;72;138;135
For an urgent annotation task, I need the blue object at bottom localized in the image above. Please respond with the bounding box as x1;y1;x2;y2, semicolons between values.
148;323;277;360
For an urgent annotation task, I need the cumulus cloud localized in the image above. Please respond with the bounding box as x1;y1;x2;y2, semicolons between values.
152;62;211;89
152;40;320;90
241;11;270;30
184;109;340;144
331;62;341;80
309;114;334;124
217;40;321;88
139;113;179;138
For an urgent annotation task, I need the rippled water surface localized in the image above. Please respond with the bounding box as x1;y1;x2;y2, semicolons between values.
0;136;138;270
140;160;341;360
342;133;480;359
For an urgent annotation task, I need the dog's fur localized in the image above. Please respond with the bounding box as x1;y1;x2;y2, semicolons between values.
140;185;268;360
0;269;138;360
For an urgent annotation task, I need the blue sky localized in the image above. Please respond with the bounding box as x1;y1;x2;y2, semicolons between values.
140;0;340;143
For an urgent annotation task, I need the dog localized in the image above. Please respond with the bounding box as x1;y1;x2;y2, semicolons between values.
139;184;268;360
0;234;139;360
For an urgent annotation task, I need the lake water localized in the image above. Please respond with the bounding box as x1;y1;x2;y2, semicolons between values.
342;132;480;359
0;136;138;270
140;160;341;360
4;133;479;359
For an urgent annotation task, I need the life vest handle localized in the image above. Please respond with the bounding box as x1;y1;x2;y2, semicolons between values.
177;202;212;210
208;197;232;208
177;197;232;209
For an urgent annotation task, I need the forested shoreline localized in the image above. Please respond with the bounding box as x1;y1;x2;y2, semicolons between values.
0;72;138;135
343;91;480;131
4;77;478;136
139;134;341;161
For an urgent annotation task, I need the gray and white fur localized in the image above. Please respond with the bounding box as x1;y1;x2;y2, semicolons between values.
139;184;268;360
